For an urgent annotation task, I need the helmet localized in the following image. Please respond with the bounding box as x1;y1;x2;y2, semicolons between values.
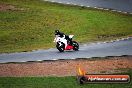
55;30;60;34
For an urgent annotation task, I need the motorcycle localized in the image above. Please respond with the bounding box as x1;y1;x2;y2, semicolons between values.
54;35;79;52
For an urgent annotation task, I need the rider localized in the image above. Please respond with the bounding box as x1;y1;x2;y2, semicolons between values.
55;30;73;45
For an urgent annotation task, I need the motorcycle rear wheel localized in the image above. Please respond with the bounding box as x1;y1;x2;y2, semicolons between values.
73;41;79;51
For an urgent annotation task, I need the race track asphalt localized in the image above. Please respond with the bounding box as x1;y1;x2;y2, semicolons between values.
45;0;132;13
0;38;132;63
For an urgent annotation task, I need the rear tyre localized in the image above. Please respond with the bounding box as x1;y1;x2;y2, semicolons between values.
73;41;79;51
56;42;65;52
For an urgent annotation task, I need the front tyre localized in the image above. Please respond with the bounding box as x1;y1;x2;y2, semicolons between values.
56;42;65;52
73;41;79;51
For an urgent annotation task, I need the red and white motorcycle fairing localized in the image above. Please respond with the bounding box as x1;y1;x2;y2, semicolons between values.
54;35;74;50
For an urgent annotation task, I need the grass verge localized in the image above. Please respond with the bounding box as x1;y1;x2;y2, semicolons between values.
0;0;132;53
0;69;132;88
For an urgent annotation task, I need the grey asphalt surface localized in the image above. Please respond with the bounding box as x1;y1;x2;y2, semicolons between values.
0;38;132;63
45;0;132;13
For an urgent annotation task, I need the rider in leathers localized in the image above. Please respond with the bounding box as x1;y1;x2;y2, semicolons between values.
55;30;73;45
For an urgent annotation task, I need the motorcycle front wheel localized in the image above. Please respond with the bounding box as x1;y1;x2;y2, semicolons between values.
56;42;65;52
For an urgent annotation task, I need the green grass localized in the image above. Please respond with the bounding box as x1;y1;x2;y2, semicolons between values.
0;70;132;88
0;0;132;53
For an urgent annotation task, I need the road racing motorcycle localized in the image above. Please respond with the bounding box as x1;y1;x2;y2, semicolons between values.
54;35;79;52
